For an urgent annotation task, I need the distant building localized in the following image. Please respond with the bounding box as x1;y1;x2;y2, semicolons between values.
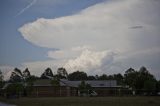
30;79;122;97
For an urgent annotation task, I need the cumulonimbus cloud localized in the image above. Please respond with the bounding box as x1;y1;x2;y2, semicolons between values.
17;0;160;78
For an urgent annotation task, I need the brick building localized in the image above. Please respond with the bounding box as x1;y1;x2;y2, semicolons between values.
31;79;121;97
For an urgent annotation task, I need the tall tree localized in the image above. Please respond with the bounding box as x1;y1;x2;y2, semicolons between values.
68;71;88;81
10;68;23;82
78;81;92;95
124;68;138;89
136;66;156;90
113;73;124;85
98;74;108;80
23;68;31;79
41;68;54;79
124;66;157;95
0;70;3;82
87;76;96;80
57;67;68;79
0;70;4;88
156;80;160;93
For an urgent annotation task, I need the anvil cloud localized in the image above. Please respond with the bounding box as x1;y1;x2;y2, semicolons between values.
18;0;160;78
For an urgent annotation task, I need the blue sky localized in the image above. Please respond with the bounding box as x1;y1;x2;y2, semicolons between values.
0;0;106;66
0;0;160;80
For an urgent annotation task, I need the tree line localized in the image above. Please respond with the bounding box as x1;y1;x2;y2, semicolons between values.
0;66;160;96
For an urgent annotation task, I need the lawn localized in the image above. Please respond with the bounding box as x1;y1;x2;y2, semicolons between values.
0;96;160;106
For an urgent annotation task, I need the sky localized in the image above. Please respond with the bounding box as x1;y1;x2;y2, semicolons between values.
0;0;160;80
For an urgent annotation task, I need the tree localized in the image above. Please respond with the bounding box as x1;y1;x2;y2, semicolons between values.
113;73;124;85
124;66;157;95
68;71;88;81
57;67;68;79
0;70;4;88
156;80;160;93
0;70;3;81
10;68;32;82
23;68;31;79
10;68;23;82
124;68;138;89
136;66;156;89
144;79;157;95
41;68;54;79
51;79;60;86
9;68;35;96
98;74;108;80
5;83;24;98
87;76;96;80
78;81;92;96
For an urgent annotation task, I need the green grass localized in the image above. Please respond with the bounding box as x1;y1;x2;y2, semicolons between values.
0;96;160;106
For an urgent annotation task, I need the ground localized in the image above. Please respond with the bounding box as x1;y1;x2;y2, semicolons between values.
0;96;160;106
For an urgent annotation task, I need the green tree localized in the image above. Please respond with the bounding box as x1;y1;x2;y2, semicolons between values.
98;74;108;80
10;68;32;82
113;73;124;85
156;80;160;92
57;67;68;79
5;83;24;97
10;68;23;82
87;76;96;80
41;68;54;79
124;68;138;89
68;71;88;81
136;66;156;90
51;79;60;86
0;70;4;88
78;81;92;96
23;68;31;79
144;79;156;92
124;66;157;95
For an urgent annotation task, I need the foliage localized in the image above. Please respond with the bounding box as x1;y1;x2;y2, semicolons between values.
23;68;31;79
41;68;54;79
51;79;60;86
78;81;92;95
68;71;88;81
144;79;156;91
57;67;68;79
2;66;160;96
124;66;157;95
98;74;108;80
0;70;3;81
9;68;37;96
156;80;160;92
5;83;24;97
87;76;96;80
10;68;23;82
0;70;4;88
124;68;137;89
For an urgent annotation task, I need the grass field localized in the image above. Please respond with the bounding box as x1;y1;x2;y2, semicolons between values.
0;96;160;106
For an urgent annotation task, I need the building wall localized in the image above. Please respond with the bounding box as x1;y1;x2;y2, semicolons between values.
30;86;79;97
30;86;69;97
93;87;120;96
30;86;122;97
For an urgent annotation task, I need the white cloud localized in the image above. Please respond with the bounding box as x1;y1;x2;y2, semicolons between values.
63;49;115;73
16;0;160;79
47;46;92;59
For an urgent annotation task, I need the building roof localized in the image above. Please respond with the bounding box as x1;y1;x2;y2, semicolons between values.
60;79;118;88
32;79;119;88
33;79;52;86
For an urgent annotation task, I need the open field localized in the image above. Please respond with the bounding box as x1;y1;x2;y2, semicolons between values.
0;96;160;106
